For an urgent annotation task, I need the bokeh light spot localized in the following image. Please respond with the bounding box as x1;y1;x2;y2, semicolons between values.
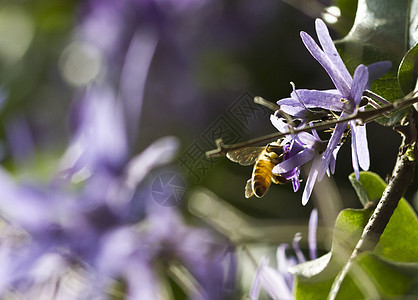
59;42;103;87
0;6;34;64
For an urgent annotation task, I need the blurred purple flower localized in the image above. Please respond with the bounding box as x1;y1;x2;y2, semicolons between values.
0;2;237;296
4;115;35;165
78;0;206;66
0;125;235;299
249;209;318;300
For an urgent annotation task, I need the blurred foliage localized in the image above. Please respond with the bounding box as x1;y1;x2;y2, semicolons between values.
0;0;77;155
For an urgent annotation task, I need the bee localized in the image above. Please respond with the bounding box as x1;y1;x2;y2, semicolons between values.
226;141;289;198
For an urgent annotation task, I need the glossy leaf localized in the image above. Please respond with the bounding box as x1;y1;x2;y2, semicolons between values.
335;0;413;110
332;0;357;35
349;171;418;261
398;42;418;95
334;0;357;21
348;171;386;207
293;171;418;299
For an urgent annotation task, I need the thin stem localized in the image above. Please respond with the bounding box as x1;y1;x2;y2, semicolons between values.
363;90;390;105
206;92;418;158
328;111;418;300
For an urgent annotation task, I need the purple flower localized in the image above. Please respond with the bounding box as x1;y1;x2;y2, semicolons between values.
274;19;391;203
249;209;318;300
297;19;390;181
0;17;236;299
270;116;331;205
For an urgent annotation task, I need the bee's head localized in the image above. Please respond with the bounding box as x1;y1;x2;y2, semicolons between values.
266;141;283;156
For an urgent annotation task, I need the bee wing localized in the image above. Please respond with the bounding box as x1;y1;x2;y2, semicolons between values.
245;179;254;198
226;147;265;166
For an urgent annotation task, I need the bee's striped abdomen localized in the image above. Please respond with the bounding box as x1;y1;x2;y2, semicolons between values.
251;154;275;198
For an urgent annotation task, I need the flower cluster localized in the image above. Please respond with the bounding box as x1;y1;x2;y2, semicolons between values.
0;88;236;299
0;1;236;299
271;19;392;205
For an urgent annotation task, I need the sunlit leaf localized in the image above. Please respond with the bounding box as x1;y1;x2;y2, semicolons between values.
398;42;418;95
293;171;418;299
349;171;418;261
348;171;386;207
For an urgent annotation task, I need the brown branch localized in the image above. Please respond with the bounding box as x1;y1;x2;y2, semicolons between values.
206;92;418;158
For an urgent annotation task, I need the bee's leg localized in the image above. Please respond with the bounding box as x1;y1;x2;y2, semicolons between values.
272;174;288;185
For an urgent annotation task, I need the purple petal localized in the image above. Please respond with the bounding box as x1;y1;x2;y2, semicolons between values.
95;227;139;276
296;131;320;146
311;128;321;141
124;136;179;189
291;169;301;192
318;119;348;181
273;149;315;174
277;97;304;107
277;104;308;119
59;87;129;177
291;89;345;111
276;245;296;288
125;259;162;299
308;209;318;260
350;121;360;180
5;116;34;164
249;258;264;300
276;245;289;273
352;123;370;171
315;19;352;86
302;156;322;205
329;145;341;174
260;265;293;300
300;31;350;97
292;233;306;263
120;29;158;145
350;64;369;106
270;115;288;133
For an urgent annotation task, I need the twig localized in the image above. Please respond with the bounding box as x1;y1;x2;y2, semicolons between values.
254;96;296;129
206;92;418;158
328;110;418;300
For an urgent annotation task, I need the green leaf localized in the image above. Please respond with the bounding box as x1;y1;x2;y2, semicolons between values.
348;171;386;207
376;199;418;261
332;0;357;35
334;0;357;21
374;107;411;127
293;188;418;299
337;0;409;66
349;171;418;261
295;252;418;300
398;41;418;95
340;253;418;299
